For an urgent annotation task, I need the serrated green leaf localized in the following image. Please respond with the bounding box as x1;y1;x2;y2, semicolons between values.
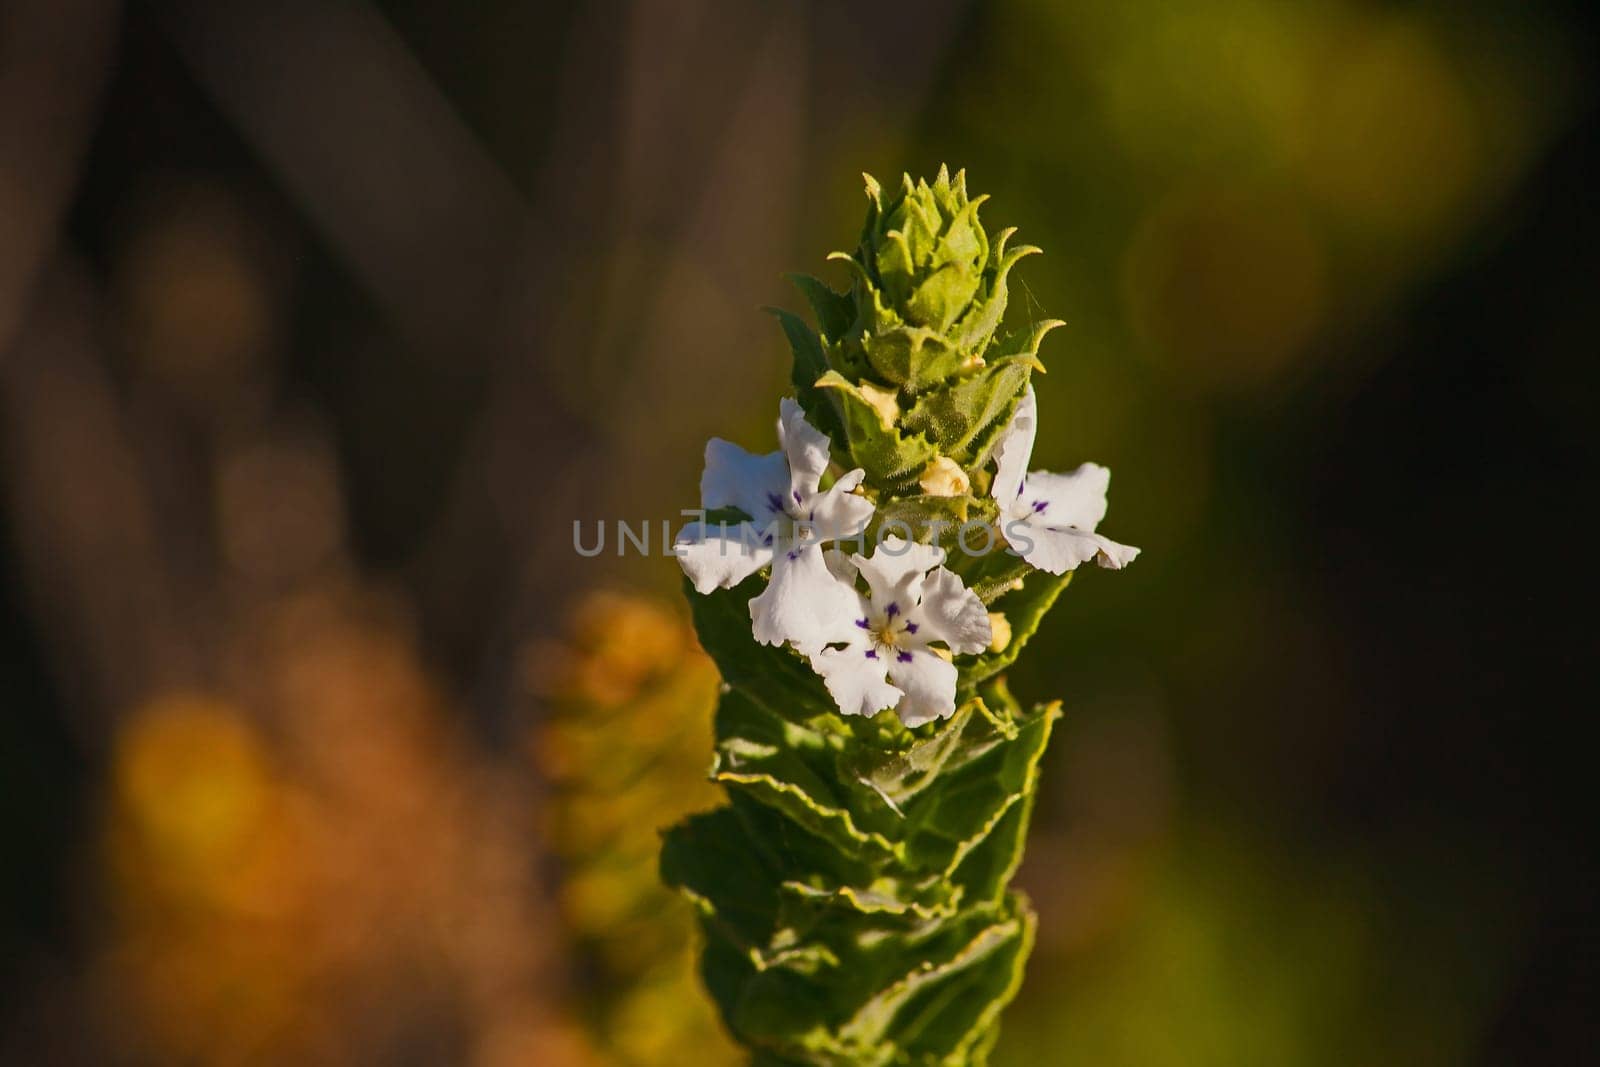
901;357;1034;467
789;273;857;342
899;701;1056;876
834;906;1025;1053
870;493;972;545
770;307;845;441
936;194;989;273
901;196;940;267
905;261;981;334
701;931;840;1056
661;807;781;953
947;691;1057;908
890;895;1036;1065
987;316;1064;365
862;323;967;392
714;690;903;864
931;164;957;208
876;230;916;308
686;576;838;721
779;874;958;924
946;227;1041;354
838;699;984;814
815;370;939;485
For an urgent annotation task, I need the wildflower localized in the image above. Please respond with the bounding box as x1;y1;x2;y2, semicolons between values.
992;390;1139;573
676;399;874;652
808;538;990;727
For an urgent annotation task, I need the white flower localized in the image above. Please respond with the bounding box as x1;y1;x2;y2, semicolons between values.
808;538;990;727
676;398;875;653
991;389;1139;573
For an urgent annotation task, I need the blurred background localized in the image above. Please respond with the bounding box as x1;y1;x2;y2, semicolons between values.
2;0;1595;1063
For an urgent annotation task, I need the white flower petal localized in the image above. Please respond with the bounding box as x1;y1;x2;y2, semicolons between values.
823;547;859;585
778;397;831;499
749;544;863;653
886;649;959;727
1088;534;1140;570
851;536;945;608
915;567;991;654
701;438;790;521
805;470;874;542
1023;463;1110;531
1016;521;1140;574
990;388;1037;506
811;645;902;719
674;522;773;592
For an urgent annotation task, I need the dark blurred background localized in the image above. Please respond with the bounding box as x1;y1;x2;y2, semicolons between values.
2;1;1595;1064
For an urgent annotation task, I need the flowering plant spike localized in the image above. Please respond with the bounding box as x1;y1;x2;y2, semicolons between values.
666;167;1137;1065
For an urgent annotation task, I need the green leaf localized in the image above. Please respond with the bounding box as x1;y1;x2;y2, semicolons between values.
948;227;1042;353
685;576;837;721
836;699;990;815
814;370;939;486
988;316;1065;365
876;229;917;308
714;690;903;864
862;323;967;393
890;894;1036;1065
901;356;1034;467
905;261;982;334
788;273;857;342
834;904;1026;1052
661;807;782;955
947;691;1059;908
944;541;1033;605
700;931;840;1055
899;699;1056;876
770;307;844;441
779;874;957;924
936;193;989;273
870;493;972;545
928;163;959;218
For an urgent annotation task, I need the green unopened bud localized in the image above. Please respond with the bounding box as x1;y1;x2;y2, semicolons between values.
871;168;988;333
780;168;1061;497
847;164;1042;363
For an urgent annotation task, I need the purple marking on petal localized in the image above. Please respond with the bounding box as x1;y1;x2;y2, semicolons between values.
793;490;803;505
786;550;800;561
1032;500;1049;513
864;649;878;659
1017;481;1025;497
896;651;913;663
904;622;919;634
766;492;783;512
854;618;869;629
762;534;774;546
885;602;900;617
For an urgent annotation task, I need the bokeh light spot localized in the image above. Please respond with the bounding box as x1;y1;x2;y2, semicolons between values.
1123;187;1327;391
115;693;271;870
1298;19;1483;240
